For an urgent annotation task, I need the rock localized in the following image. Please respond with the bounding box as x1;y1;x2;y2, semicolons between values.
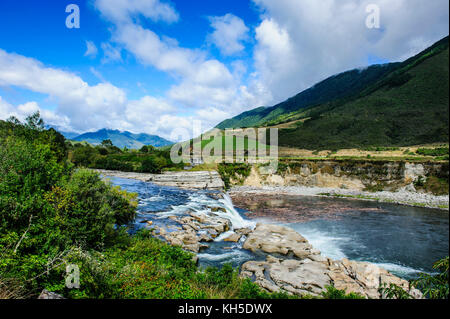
154;226;201;253
38;289;65;299
94;169;225;190
198;233;214;242
241;256;331;296
223;232;242;242
235;228;252;236
243;223;318;259
208;192;224;200
210;206;227;213
240;254;423;299
153;210;233;254
200;217;231;234
240;224;423;299
336;258;423;299
189;213;231;235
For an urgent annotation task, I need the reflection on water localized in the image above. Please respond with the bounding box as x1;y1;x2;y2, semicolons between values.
107;176;449;280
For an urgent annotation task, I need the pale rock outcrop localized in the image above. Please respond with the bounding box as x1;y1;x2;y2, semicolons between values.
223;232;242;242
152;210;232;252
243;223;319;259
95;169;224;190
240;224;423;299
38;289;65;299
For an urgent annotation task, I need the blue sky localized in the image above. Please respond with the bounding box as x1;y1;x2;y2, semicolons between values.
0;0;448;139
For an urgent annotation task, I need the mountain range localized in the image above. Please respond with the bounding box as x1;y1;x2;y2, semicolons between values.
216;36;449;150
62;129;173;149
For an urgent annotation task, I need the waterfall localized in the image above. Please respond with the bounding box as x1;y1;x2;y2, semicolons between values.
218;193;256;230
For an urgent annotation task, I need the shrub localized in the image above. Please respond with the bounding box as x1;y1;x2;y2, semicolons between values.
140;157;159;173
44;169;137;250
412;257;449;299
217;164;251;190
416;148;449;157
321;285;365;299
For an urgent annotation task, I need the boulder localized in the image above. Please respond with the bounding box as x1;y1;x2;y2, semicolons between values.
241;256;331;296
243;223;319;259
223;232;242;242
38;289;65;299
240;255;423;299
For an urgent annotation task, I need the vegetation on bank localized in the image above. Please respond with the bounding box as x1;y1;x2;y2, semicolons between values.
0;114;448;299
69;139;183;173
217;164;252;190
0;114;346;299
379;257;449;299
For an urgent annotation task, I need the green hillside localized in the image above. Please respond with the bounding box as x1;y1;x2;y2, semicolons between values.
278;37;449;150
216;63;400;130
216;36;449;150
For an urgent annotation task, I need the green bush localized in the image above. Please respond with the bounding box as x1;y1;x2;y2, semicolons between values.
217;164;251;189
320;285;365;299
416;147;449;157
44;169;137;249
413;257;449;299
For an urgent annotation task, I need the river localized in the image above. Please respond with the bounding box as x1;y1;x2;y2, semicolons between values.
107;176;449;280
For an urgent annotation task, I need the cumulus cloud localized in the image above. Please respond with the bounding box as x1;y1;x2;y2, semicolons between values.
84;40;98;58
0;97;72;131
3;0;448;141
208;14;249;56
251;0;450;103
0;48;192;139
95;0;262;122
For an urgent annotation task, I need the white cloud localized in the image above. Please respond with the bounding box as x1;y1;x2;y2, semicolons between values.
208;14;249;56
4;0;448;141
84;40;98;58
0;48;236;141
95;0;179;24
0;49;170;136
95;1;258;121
251;0;450;104
0;97;72;131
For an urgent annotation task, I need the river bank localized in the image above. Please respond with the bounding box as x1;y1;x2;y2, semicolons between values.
104;174;441;299
229;185;449;211
93;169;224;190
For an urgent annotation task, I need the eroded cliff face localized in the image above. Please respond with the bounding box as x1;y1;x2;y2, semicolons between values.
234;160;448;193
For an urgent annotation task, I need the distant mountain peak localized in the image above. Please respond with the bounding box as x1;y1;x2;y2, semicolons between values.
70;128;173;149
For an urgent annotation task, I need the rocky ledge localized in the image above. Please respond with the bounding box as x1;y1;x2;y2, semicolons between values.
152;211;233;254
240;223;423;299
150;213;422;299
94;169;225;190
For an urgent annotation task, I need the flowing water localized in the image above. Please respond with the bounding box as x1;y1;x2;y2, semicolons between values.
107;176;449;280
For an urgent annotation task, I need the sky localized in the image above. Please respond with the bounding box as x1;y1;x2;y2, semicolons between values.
0;0;448;141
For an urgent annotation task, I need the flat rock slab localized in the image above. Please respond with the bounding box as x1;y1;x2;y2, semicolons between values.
243;223;320;259
240;224;423;299
93;169;224;190
241;256;423;299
